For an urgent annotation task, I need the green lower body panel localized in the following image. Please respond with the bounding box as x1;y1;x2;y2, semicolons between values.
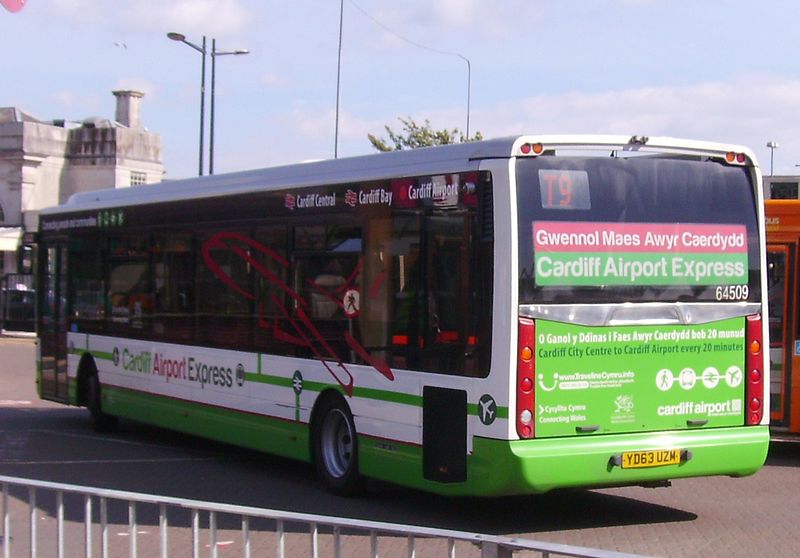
68;377;78;404
104;386;310;462
99;385;768;497
361;426;770;497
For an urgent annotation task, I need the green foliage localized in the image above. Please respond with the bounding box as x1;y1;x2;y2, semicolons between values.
368;117;483;152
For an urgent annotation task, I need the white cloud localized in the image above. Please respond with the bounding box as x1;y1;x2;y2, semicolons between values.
337;73;800;174
248;102;394;167
52;0;92;16
467;75;800;168
193;72;800;177
50;90;79;109
48;90;105;119
53;0;251;37
275;103;381;142
122;0;250;37
348;0;534;47
261;73;289;89
431;0;482;27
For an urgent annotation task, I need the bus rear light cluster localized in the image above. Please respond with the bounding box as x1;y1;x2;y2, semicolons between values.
725;151;747;165
517;318;536;439
519;142;544;156
745;314;764;425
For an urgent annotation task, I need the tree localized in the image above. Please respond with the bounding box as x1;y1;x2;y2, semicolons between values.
368;117;483;152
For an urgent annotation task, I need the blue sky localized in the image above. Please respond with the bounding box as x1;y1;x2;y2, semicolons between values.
3;0;800;179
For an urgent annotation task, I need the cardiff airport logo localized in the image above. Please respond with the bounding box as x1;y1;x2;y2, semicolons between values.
477;394;497;425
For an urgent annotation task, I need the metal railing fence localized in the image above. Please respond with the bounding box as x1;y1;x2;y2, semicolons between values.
0;475;649;558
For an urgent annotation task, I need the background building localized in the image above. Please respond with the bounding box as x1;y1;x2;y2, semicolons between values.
0;90;163;277
0;90;162;331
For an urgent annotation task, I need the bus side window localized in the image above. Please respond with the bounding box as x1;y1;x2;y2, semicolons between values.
423;214;470;374
107;234;152;335
197;229;253;349
69;234;106;334
291;224;362;362
387;216;423;370
152;231;194;342
384;206;491;377
253;225;290;355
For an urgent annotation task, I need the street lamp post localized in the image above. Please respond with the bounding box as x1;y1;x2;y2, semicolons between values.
332;1;472;154
457;54;471;138
168;33;249;175
767;141;779;176
167;32;206;176
209;39;250;174
334;0;344;158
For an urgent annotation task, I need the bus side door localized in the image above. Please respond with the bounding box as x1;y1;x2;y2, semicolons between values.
38;242;70;403
767;244;794;428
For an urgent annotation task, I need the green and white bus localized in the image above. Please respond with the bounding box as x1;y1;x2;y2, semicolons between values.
36;135;769;496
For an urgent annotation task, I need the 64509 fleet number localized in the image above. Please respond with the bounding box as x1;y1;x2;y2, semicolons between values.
715;285;749;301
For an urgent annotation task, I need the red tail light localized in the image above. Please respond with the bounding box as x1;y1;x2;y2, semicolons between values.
725;151;748;165
517;318;536;439
745;314;764;425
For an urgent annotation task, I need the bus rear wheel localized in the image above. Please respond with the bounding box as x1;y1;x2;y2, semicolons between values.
313;395;363;496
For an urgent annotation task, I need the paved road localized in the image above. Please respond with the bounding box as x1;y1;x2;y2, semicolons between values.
1;337;798;557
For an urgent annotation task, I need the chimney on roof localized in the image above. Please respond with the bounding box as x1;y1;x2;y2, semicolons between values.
112;90;144;129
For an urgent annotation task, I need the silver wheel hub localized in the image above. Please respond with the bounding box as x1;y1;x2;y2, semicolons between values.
320;408;353;478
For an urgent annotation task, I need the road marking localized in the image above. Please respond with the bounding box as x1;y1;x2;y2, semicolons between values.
45;429;198;448
0;400;32;405
0;457;221;465
117;530;152;536
0;429;232;464
206;541;235;548
0;429;221;453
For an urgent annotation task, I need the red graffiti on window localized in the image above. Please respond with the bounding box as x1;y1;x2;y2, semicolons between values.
202;231;394;396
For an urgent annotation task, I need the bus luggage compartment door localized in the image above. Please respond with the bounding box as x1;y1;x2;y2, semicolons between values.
422;386;467;483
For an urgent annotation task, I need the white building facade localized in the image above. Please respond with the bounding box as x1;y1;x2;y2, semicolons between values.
0;90;163;276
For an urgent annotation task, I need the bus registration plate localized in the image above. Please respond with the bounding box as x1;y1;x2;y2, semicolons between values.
621;449;681;469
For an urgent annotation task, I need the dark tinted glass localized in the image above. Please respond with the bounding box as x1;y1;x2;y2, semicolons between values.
517;156;761;304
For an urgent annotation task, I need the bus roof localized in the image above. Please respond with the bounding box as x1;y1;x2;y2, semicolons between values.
40;134;757;217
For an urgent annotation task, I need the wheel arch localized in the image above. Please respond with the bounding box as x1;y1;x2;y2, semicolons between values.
76;353;98;407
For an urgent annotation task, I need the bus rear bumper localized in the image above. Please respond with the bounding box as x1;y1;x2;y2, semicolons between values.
466;426;770;496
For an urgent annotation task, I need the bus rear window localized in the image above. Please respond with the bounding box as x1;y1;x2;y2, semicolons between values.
516;156;761;304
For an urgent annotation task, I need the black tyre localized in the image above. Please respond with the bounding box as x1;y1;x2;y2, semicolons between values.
313;395;363;496
86;370;118;433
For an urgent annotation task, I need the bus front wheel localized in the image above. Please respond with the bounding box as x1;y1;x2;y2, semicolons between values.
86;370;118;433
312;395;363;496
